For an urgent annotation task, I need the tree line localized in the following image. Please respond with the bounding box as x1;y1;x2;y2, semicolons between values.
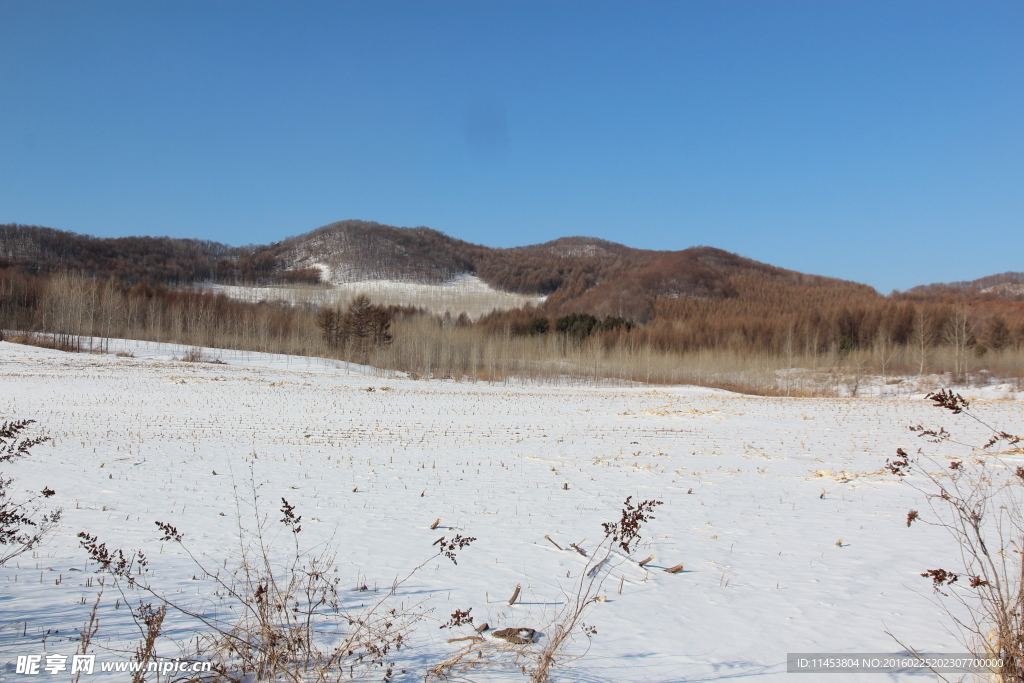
1;268;1021;394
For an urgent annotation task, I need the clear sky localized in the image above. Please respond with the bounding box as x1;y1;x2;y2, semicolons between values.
1;1;1021;293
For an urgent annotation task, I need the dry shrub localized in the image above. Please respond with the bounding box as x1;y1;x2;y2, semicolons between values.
131;603;167;683
888;389;1024;681
4;331;82;352
179;347;225;364
428;497;662;683
79;479;474;681
0;419;59;566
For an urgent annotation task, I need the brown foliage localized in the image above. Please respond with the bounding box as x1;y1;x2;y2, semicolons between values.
0;223;320;286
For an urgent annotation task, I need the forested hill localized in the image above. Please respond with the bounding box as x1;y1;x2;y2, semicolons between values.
3;220;1021;353
278;221;886;321
896;272;1024;301
1;220;884;322
0;223;320;286
10;218;1020;323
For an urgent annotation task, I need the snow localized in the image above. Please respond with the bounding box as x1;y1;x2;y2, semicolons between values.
1;339;1021;681
206;274;546;320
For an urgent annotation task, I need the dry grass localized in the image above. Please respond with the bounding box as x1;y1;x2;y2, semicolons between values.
3;331;83;353
72;589;103;683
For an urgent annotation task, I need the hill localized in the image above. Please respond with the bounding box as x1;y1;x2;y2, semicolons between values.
2;220;880;324
0;223;321;286
1;220;1020;389
279;221;884;323
897;272;1024;302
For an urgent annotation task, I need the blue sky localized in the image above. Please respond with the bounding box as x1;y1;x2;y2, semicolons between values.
1;1;1021;293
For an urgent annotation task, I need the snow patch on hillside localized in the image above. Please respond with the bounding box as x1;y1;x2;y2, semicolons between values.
982;282;1024;297
207;274;545;319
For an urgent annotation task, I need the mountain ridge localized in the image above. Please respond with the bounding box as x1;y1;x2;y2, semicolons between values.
3;219;1017;321
898;272;1024;301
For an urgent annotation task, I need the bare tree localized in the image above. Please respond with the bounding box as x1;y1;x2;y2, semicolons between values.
943;307;973;383
910;310;933;378
874;325;897;384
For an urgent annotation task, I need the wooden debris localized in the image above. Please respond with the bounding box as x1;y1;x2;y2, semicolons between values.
638;555;654;567
664;563;684;573
508;583;521;605
492;627;536;644
544;535;562;550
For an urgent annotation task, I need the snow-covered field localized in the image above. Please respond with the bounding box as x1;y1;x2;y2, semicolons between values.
207;275;546;319
1;340;1021;681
